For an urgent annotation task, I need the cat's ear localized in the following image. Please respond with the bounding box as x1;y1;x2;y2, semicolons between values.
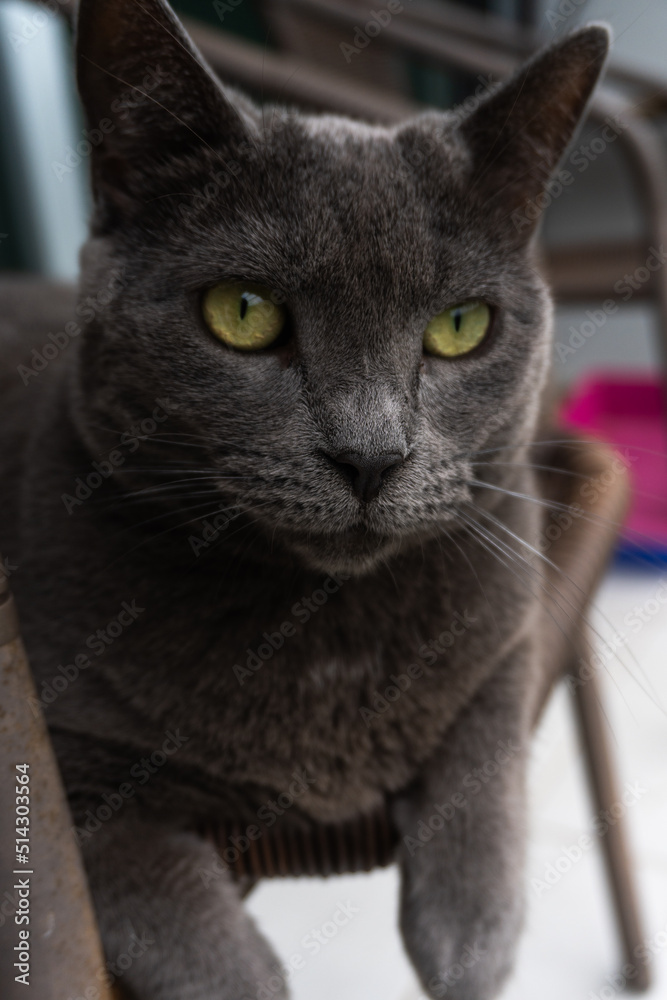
458;25;610;236
76;0;252;215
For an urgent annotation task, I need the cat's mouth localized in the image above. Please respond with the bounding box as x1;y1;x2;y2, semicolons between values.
268;478;467;574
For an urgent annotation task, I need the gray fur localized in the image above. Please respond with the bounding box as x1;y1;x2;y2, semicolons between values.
0;2;609;997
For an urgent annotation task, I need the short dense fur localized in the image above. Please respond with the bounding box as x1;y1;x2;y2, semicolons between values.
0;3;609;997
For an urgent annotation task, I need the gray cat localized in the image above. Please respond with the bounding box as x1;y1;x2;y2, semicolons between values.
0;1;609;997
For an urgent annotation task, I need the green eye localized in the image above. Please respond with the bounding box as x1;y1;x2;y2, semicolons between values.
202;282;286;351
423;301;491;358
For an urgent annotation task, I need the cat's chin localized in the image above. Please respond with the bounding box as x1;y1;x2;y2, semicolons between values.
284;528;406;577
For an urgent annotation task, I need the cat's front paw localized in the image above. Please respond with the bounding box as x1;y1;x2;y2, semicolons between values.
400;884;523;1000
408;933;517;1000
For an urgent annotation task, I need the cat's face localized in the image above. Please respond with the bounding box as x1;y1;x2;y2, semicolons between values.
74;0;608;574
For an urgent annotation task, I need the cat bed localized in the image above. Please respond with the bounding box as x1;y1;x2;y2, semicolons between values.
561;374;667;564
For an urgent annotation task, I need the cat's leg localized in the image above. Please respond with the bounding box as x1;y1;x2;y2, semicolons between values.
81;814;286;1000
392;651;531;1000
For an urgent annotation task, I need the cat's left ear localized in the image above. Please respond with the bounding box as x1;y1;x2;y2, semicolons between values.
76;0;254;217
458;24;610;236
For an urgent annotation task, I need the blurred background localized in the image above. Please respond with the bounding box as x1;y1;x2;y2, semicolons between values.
1;0;667;386
1;1;666;999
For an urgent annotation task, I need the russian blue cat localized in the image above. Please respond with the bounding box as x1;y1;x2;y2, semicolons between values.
0;2;609;997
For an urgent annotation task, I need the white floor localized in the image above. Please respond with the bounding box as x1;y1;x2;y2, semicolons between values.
246;569;667;1000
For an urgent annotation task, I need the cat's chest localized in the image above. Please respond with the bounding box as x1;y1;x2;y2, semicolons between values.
35;537;532;822
143;580;514;820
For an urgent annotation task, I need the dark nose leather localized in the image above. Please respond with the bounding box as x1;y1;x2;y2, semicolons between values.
325;451;404;502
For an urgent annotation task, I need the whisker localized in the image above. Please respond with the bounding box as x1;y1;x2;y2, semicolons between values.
104;498;274;570
467;476;667;569
442;525;503;638
458;509;591;656
110;498;237;536
472;459;667;507
457;511;630;729
79;53;222;158
109;475;249;498
96;488;232;515
460;438;667;462
463;503;663;714
472;460;586;479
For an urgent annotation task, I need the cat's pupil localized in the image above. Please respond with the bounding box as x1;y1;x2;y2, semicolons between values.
453;309;462;332
239;295;249;320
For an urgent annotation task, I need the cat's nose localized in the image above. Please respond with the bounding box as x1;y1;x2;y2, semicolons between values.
325;451;405;503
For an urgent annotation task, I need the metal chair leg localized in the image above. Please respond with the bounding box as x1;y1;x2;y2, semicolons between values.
570;669;651;991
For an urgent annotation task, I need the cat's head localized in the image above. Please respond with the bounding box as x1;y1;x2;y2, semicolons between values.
73;0;609;574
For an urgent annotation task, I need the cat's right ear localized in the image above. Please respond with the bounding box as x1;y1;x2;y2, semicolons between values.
76;0;253;220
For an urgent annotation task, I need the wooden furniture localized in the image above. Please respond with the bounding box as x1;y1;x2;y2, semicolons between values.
0;573;112;999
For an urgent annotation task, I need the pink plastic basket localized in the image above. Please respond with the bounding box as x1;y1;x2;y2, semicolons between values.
560;374;667;563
